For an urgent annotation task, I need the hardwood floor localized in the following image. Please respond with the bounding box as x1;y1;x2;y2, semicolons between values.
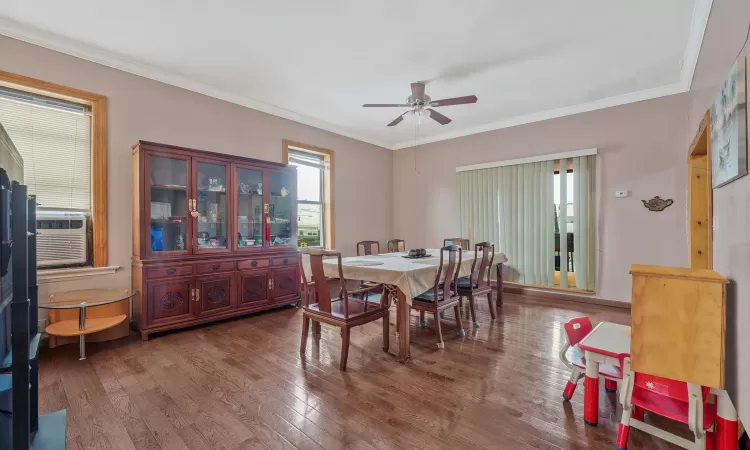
38;293;690;450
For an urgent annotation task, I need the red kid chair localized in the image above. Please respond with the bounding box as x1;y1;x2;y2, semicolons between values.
616;356;716;450
560;317;621;401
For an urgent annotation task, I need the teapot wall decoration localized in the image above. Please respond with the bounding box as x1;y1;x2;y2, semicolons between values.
642;196;674;212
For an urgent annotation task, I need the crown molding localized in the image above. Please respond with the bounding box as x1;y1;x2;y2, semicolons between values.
679;0;713;91
0;0;712;152
0;17;392;150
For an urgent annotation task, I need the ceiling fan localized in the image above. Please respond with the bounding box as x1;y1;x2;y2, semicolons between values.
363;82;478;127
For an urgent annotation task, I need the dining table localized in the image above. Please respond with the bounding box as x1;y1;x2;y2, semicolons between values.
317;248;508;363
578;321;631;426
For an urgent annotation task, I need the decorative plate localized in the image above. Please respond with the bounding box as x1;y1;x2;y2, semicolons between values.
402;254;432;259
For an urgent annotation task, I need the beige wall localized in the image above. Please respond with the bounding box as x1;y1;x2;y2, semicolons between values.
686;0;750;426
0;35;393;301
394;93;692;302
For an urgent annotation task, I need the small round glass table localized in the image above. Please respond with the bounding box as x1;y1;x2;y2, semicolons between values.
40;288;135;360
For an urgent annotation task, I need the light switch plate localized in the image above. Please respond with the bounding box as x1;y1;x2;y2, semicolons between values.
615;190;629;198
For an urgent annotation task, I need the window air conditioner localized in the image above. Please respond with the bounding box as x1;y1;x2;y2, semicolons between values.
36;212;88;267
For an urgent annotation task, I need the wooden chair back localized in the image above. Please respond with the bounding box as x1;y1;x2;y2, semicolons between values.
470;242;495;289
356;240;380;256
443;238;469;249
302;248;347;316
428;245;462;302
387;239;406;252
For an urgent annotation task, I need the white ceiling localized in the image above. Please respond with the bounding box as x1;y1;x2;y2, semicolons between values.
0;0;712;150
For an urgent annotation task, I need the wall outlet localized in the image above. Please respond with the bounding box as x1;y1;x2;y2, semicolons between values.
38;319;48;330
615;190;629;198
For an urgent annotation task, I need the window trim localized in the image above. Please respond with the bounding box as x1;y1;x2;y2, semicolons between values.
0;70;108;267
281;139;334;250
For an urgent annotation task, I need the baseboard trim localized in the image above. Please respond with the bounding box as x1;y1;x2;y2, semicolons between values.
503;284;631;310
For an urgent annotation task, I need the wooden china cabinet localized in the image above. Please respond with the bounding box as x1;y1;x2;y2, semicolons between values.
131;141;299;340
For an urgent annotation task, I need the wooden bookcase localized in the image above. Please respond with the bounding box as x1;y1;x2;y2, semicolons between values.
132;141;300;340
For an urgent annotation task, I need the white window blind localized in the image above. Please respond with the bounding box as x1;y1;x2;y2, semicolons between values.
0;87;91;211
289;149;325;248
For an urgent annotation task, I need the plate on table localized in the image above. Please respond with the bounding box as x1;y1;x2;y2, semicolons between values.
402;254;432;259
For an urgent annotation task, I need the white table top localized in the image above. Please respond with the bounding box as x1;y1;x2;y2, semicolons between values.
579;322;631;358
315;249;507;302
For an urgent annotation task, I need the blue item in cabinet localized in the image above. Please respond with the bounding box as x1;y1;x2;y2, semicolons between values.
151;225;164;252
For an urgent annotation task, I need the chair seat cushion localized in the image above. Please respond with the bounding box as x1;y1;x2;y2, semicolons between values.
456;276;477;289
631;387;717;430
414;289;450;302
563;345;623;379
308;297;386;320
440;276;478;290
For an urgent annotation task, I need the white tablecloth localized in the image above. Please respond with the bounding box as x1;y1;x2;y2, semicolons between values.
312;249;507;304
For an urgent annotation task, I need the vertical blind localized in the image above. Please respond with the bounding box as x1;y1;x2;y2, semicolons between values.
457;161;555;285
572;155;596;291
457;153;596;291
0;87;92;210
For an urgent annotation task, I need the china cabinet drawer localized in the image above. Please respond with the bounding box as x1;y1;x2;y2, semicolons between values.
271;255;298;267
196;261;235;274
237;258;269;270
147;265;194;279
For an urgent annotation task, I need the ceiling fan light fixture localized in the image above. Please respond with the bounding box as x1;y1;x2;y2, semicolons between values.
405;109;430;124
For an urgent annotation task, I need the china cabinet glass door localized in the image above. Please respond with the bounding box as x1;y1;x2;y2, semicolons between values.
194;159;229;252
235;166;264;249
147;154;191;255
268;171;296;247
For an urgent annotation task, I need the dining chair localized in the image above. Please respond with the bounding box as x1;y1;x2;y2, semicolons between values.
560;317;622;401
616;355;716;450
456;242;495;326
412;245;465;348
443;238;469;249
356;240;380;256
387;239;406;253
299;249;389;371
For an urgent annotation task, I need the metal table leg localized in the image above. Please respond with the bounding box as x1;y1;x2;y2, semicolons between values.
78;302;87;360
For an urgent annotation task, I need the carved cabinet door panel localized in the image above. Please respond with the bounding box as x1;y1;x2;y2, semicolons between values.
146;276;195;326
238;270;269;309
196;274;235;317
271;267;299;300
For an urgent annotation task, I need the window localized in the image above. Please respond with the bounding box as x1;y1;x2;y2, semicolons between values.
0;71;107;268
554;170;575;233
282;140;334;249
0;87;92;210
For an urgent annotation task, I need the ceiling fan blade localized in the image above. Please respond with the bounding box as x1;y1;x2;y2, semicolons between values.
363;103;411;107
428;109;452;125
410;82;425;101
387;112;407;127
429;95;478;107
